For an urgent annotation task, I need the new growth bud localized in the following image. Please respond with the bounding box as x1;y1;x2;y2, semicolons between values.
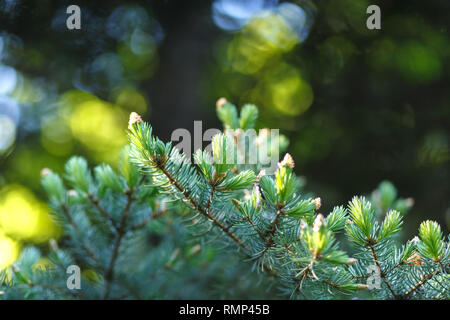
40;168;51;177
189;244;201;257
313;214;326;232
299;219;307;236
49;238;59;252
345;258;358;266
405;197;415;207
410;236;420;245
216;97;227;108
357;284;369;290
165;248;181;269
128;112;143;129
233;128;242;138
257;170;266;181
312;197;321;210
279;153;295;169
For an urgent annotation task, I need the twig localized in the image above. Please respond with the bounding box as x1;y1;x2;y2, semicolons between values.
368;244;399;299
131;200;169;231
60;204;99;264
259;207;283;256
159;165;250;252
87;193;117;231
60;204;78;228
206;184;216;214
246;216;266;242
322;279;343;290
403;269;441;299
103;188;134;299
264;209;282;244
12;265;84;299
158;163;285;281
351;274;369;279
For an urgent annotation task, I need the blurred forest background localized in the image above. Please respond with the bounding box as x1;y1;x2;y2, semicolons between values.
0;0;449;273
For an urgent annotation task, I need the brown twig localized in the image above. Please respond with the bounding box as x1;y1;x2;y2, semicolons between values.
246;216;266;242
403;269;441;299
259;207;284;256
264;210;282;244
157;162;287;282
158;164;250;252
322;279;342;290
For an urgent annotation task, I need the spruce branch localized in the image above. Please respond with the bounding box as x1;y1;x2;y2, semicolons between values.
127;110;362;296
368;244;399;299
245;216;266;242
60;203;78;229
3;100;448;300
86;193;116;231
259;206;284;256
12;265;83;299
60;202;99;265
158;162;250;252
104;187;135;299
403;269;442;299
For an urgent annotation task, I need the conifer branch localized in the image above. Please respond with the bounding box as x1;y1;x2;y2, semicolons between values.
158;164;250;252
368;244;398;299
246;216;266;242
403;269;442;299
205;180;218;214
261;207;284;254
103;188;134;299
60;203;78;229
60;203;99;264
87;193;116;231
12;265;84;299
4;102;448;300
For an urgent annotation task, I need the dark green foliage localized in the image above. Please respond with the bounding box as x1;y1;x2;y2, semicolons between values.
1;102;448;300
0;147;272;299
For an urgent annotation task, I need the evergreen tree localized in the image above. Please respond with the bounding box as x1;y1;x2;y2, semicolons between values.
1;99;448;300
